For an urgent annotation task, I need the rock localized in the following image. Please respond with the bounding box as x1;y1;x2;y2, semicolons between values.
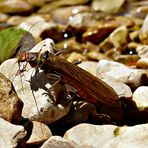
78;61;98;76
136;45;148;58
109;26;128;52
0;0;33;14
38;0;90;13
51;6;90;24
0;58;72;124
55;37;82;52
82;24;116;44
64;123;127;147
102;76;132;99
96;59;148;89
68;12;97;29
136;58;148;69
139;15;148;44
25;121;52;146
0;13;9;22
0;72;23;124
104;123;148;148
114;55;139;65
18;15;55;38
67;52;87;63
41;136;81;148
91;0;125;13
0;118;26;148
132;86;148;111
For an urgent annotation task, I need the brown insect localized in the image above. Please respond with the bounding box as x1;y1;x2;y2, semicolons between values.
18;49;122;123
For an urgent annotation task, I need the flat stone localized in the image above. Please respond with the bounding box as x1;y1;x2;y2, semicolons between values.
136;45;148;58
91;0;125;13
41;136;81;148
139;15;148;44
136;58;148;69
132;86;148;110
96;59;148;89
0;0;33;14
26;121;52;146
0;72;23;124
64;123;127;147
51;6;90;24
0;58;72;124
0;118;26;148
104;124;148;148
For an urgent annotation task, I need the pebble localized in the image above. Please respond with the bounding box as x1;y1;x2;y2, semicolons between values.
91;0;125;13
136;45;148;58
139;15;148;44
26;121;52;146
136;58;148;69
64;123;148;148
0;118;26;148
41;136;81;148
0;72;23;124
132;86;148;110
96;59;148;89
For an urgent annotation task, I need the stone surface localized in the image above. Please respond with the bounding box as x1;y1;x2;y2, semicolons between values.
136;45;148;58
26;121;52;145
91;0;125;13
0;58;72;124
18;15;55;38
51;6;90;24
64;123;127;147
0;118;26;148
41;136;81;148
96;59;148;89
104;124;148;148
109;26;128;51
139;15;148;44
0;0;33;14
132;86;148;110
78;61;98;76
136;58;148;69
0;72;23;124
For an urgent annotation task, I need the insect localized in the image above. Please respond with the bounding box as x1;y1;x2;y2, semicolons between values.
17;39;123;123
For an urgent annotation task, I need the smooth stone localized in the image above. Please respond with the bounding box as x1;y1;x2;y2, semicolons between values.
114;55;139;65
68;12;97;28
0;118;26;148
91;0;125;13
67;52;87;63
18;15;55;38
78;61;98;76
82;24;116;44
51;6;90;24
0;13;9;22
0;0;33;14
0;58;72;124
26;121;52;145
136;58;148;69
96;59;148;89
109;26;128;51
139;15;148;44
0;72;23;124
41;136;81;148
132;86;148;110
64;123;127;147
38;0;90;13
102;76;132;99
104;123;148;148
136;45;148;58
